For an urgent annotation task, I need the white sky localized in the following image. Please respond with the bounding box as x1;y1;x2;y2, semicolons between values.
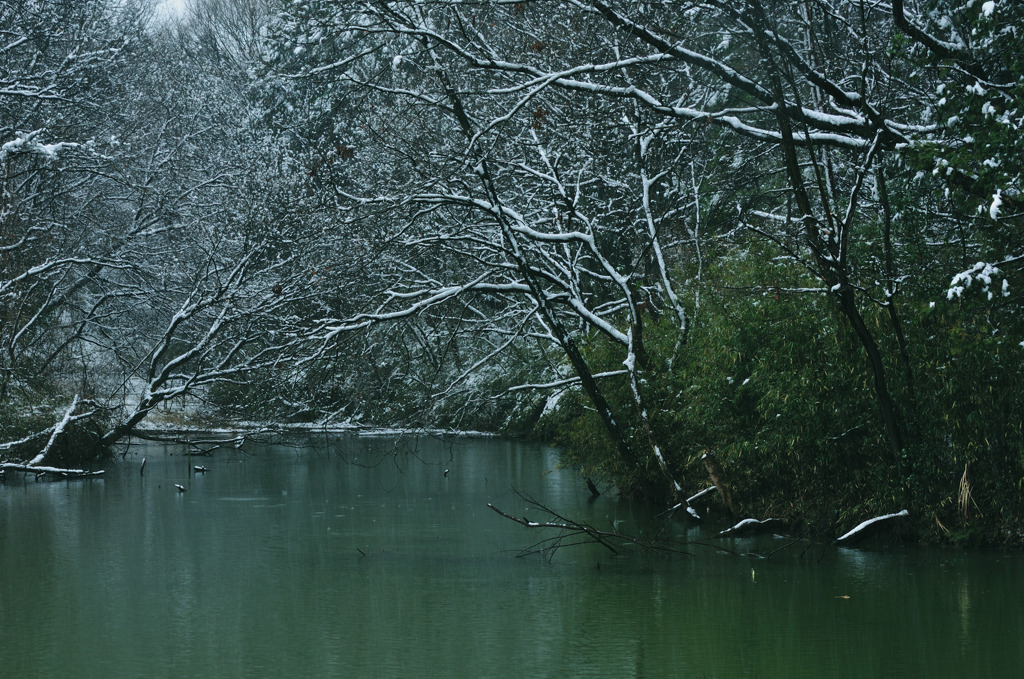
154;0;188;19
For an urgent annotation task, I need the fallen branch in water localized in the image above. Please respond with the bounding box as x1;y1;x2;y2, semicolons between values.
487;503;622;557
130;428;260;454
488;490;831;562
488;490;696;561
1;462;105;480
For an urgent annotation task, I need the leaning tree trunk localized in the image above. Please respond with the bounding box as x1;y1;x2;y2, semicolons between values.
750;10;909;463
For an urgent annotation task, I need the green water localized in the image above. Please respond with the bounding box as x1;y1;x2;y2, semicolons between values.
1;435;1021;678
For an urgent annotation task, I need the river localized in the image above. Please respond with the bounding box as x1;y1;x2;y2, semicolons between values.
1;434;1021;678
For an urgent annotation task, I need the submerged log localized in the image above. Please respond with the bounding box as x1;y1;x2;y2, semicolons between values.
1;462;105;480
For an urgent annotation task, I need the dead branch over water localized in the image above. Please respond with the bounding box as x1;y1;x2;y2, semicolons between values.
489;490;838;562
490;490;697;561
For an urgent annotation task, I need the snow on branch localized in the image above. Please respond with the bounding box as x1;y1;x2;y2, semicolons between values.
889;0;978;76
505;369;629;392
947;261;1008;301
0;129;79;162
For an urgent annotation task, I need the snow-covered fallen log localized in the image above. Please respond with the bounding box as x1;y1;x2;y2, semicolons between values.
836;510;909;545
688;486;718;504
1;463;105;480
715;517;785;538
661;486;724;522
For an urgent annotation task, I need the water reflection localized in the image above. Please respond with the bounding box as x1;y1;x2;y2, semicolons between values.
2;435;1022;678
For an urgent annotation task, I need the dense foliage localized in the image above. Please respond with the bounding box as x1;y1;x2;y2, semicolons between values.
2;0;1022;543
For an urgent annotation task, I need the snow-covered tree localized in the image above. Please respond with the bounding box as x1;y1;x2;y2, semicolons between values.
252;0;1022;505
1;0;321;463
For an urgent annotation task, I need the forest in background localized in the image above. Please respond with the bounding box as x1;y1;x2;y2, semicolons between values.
2;0;1022;544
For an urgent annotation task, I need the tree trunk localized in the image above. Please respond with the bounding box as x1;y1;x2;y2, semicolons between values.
836;288;906;460
702;450;738;517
